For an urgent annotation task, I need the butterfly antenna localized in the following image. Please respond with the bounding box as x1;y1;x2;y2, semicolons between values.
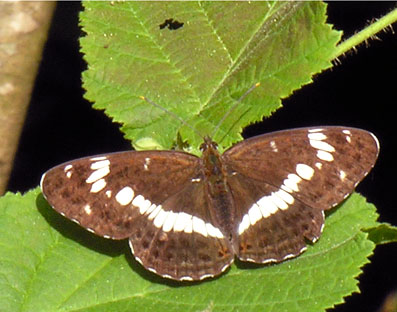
139;96;203;140
211;82;261;140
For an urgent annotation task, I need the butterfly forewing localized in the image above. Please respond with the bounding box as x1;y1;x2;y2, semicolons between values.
41;126;379;281
224;127;378;209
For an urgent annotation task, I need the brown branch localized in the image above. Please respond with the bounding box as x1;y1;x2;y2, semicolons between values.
0;1;56;194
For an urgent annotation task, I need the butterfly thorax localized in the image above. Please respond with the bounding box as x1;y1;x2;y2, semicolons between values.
201;137;235;241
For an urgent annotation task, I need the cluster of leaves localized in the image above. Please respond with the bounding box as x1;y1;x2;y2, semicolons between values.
1;2;396;311
81;1;340;153
0;190;392;312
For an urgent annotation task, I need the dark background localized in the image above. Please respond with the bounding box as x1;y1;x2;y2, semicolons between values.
8;2;397;311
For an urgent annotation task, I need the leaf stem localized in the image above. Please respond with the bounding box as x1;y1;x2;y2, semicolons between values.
333;8;397;59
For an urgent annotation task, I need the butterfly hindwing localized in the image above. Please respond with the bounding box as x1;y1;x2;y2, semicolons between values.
127;181;234;280
226;172;324;263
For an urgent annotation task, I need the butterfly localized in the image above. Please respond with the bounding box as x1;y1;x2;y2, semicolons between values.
41;126;379;281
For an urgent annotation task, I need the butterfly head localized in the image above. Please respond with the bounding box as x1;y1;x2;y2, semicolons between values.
200;136;218;152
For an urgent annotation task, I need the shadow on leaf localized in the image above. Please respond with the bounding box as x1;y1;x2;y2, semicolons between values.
36;192;126;257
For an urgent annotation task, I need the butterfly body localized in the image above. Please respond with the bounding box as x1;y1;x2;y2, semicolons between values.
41;126;379;281
201;137;236;244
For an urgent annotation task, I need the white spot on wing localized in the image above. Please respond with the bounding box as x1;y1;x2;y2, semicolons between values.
161;274;173;279
145;203;157;215
64;164;73;178
280;184;293;193
258;196;278;217
128;239;135;254
90;156;107;161
270;140;278;152
130;193;152;214
84;204;92;215
270;191;288;210
148;205;163;220
316;150;334;162
296;163;314;180
144;157;151;171
199;273;214;280
308;128;324;133
248;204;262;225
282;173;301;192
274;189;294;205
339;170;347;181
238;214;251;235
64;164;73;172
139;199;152;214
309;139;335;152
162;211;178;232
105;190;112;198
261;258;277;264
239;188;294;235
148;205;162;220
90;159;110;170
308;132;327;141
192;216;208;237
173;212;192;232
86;166;110;183
282;253;295;260
221;261;232;272
206;223;223;238
115;186;134;206
153;210;168;228
345;135;352;143
90;178;107;193
180;276;194;281
299;246;307;253
184;218;193;233
117;191;225;238
132;195;145;210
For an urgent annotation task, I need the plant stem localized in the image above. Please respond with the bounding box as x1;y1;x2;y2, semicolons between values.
333;8;397;59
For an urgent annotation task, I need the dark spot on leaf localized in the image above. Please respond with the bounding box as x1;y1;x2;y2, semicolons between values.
159;18;184;30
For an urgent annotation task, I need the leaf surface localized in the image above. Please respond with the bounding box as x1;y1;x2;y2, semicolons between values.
0;190;382;312
80;1;341;153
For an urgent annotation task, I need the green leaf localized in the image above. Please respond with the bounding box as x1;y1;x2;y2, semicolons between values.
5;2;388;311
0;190;383;311
365;223;397;245
80;1;341;153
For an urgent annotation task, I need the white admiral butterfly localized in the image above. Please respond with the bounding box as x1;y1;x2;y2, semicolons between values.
41;126;378;281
